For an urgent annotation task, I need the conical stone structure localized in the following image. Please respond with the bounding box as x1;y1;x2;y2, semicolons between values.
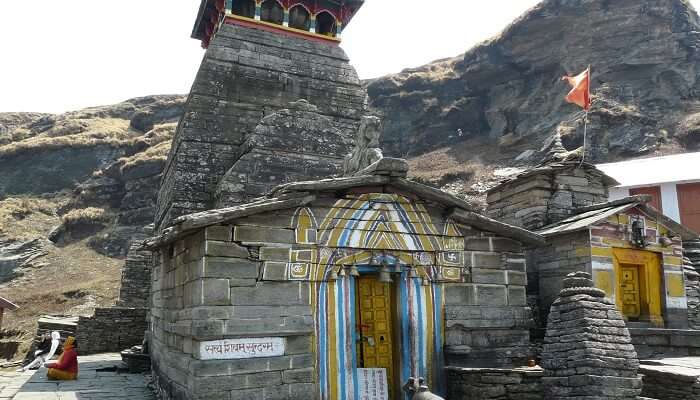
541;271;642;399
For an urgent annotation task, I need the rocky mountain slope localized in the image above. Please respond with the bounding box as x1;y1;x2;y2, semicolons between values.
0;96;184;349
369;0;700;171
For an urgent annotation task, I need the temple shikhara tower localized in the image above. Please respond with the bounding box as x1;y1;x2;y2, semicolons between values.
156;0;367;231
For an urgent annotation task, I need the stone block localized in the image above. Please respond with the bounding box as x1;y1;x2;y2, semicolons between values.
286;336;313;355
507;271;527;286
225;316;314;336
192;319;225;339
473;252;503;269
465;238;491;251
231;282;310;305
205;241;249;258
205;225;232;242
204;257;259;279
472;269;507;285
291;353;314;369
491;238;522;252
283;368;314;383
476;285;507;306
445;285;476;305
230;388;263;400
508;286;527;306
234;226;295;244
202;278;231;305
262;262;288;280
260;247;292;261
232;305;312;318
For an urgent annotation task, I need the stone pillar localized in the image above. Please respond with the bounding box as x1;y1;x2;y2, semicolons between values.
541;271;642;399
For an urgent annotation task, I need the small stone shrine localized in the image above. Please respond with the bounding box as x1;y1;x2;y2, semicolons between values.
541;271;642;399
487;148;698;331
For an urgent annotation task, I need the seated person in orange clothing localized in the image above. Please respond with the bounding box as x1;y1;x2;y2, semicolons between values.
46;336;78;380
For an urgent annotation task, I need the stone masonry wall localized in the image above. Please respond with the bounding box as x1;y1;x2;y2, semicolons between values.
156;23;366;231
686;239;700;328
529;231;591;328
77;307;147;355
446;367;543;399
630;328;700;359
445;237;534;368
150;227;314;400
117;227;153;308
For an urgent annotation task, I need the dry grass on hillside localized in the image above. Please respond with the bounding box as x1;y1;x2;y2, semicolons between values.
0;118;137;159
0;197;58;240
0;197;121;358
120;139;172;174
61;207;109;226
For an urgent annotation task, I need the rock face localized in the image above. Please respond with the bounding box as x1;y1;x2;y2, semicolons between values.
541;271;642;399
0;239;46;282
368;0;700;163
0;95;184;196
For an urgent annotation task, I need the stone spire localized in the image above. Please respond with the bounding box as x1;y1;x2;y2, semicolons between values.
541;271;642;399
542;131;568;163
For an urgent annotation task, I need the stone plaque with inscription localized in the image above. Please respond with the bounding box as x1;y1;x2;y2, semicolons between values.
199;337;285;360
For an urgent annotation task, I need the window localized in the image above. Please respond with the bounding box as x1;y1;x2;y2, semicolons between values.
316;11;336;36
261;0;284;25
232;0;255;18
289;5;311;31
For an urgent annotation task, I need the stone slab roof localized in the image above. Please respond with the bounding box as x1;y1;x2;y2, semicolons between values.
487;161;620;194
536;195;699;240
143;158;545;249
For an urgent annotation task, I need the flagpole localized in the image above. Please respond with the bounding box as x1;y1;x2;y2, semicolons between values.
579;110;588;168
579;65;591;168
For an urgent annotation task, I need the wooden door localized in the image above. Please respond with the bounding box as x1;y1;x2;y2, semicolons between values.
678;183;700;233
620;266;642;318
630;186;662;211
613;248;663;326
357;276;395;399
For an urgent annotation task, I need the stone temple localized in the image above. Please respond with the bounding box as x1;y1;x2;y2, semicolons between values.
129;1;700;399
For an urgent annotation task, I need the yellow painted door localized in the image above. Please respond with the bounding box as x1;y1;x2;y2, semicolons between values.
357;276;395;399
620;266;641;318
613;248;664;326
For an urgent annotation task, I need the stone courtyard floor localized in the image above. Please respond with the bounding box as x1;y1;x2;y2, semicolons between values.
0;354;155;400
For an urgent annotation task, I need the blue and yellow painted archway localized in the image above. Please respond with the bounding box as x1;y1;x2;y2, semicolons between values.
295;194;461;400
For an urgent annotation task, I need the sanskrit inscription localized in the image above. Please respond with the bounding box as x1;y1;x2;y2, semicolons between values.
199;337;285;360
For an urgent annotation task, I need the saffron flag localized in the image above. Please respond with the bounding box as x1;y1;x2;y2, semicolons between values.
562;66;591;110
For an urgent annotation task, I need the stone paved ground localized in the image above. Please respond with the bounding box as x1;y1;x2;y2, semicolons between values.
0;354;155;400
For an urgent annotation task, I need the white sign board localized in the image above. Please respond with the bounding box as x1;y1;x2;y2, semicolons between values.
199;337;285;360
358;368;389;400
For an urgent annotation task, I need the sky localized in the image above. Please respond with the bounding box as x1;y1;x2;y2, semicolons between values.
0;0;698;113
